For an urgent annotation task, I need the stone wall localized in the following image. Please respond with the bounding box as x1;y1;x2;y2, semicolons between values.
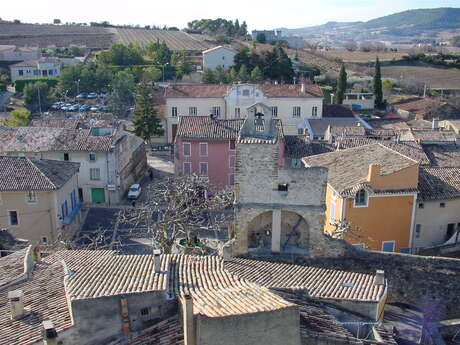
295;251;460;321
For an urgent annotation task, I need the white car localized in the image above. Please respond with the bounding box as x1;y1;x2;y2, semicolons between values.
128;184;141;200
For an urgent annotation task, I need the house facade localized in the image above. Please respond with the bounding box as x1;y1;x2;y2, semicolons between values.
0;45;41;62
303;144;419;253
174;116;244;188
0;126;146;205
0;156;81;244
164;83;324;142
9;57;61;82
414;167;460;251
202;46;236;71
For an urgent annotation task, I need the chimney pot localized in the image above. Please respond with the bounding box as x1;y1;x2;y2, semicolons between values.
153;249;161;273
183;294;196;345
375;270;385;286
42;320;58;345
8;289;25;320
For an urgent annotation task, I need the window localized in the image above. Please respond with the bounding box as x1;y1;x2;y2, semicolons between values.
418;203;424;209
242;89;250;96
18;69;24;76
26;191;37;204
446;223;456;240
48;69;53;76
89;153;96;162
440;202;446;208
353;243;364;250
70;190;76;210
183;143;191;157
297;128;304;135
229;173;235;186
41;237;48;244
189;107;197;116
90;168;101;181
229;140;236;150
271;106;278;118
199;162;208;176
63;152;70;161
234;107;241;118
183;162;192;175
140;307;150;316
9;211;19;226
292;106;301;118
312;106;318;117
400;248;410;254
229;155;236;168
199;143;208;157
329;201;336;224
415;224;421;238
278;184;289;192
354;189;368;207
33;70;39;76
172;107;178;117
291;159;302;168
382;241;395;252
61;200;68;219
212;106;221;117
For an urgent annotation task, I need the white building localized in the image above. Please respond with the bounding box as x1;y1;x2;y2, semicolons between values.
0;45;41;62
164;83;324;142
0;126;146;205
202;46;236;71
9;57;61;82
332;91;375;111
414;167;460;251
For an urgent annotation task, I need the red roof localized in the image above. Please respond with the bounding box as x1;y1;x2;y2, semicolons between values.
176;116;244;140
165;83;323;98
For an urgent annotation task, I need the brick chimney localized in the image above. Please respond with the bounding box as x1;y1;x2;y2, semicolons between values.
8;290;25;320
42;320;58;345
367;164;381;184
374;270;385;286
182;294;196;345
153;249;161;273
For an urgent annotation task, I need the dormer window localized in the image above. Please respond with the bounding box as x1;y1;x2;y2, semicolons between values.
278;184;289;192
354;189;368;207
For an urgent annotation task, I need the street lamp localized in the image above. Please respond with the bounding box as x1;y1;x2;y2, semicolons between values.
162;63;169;82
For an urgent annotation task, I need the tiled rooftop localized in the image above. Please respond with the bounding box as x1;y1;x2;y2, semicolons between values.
176;116;244;141
0;126;117;153
302;143;418;195
306;118;369;138
423;144;460;167
410;129;457;143
418;167;460;201
0;247;28;289
164;83;323;98
367;120;410;131
0;156;80;191
322;104;355;118
30;118;80;129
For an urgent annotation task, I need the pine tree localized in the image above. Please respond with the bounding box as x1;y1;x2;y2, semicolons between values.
234;19;240;37
228;67;238;82
373;57;383;108
335;64;347;104
250;66;264;83
133;83;164;143
202;68;216;83
238;65;249;83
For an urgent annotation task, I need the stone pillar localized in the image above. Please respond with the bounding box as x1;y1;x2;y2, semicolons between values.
272;209;281;253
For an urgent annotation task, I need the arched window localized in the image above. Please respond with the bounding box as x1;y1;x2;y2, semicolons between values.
355;189;368;207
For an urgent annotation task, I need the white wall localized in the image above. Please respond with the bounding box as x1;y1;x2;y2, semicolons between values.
203;48;236;71
10;62;61;82
414;198;460;250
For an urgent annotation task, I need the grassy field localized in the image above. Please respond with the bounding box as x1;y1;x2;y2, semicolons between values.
321;50;408;63
381;65;460;90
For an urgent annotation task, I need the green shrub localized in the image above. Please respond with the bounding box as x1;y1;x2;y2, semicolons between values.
14;77;59;93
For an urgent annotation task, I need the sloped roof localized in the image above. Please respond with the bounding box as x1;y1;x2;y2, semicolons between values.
10;57;60;68
0;126;117;152
302;143;418;195
418;167;460;201
176;116;244;140
164;83;323;98
0;247;28;289
322;104;354;118
423;144;460;167
30;118;80;129
306;118;370;137
202;45;236;54
410;129;457;143
0;156;79;191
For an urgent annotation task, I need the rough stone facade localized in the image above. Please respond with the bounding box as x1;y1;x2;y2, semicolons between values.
231;112;350;258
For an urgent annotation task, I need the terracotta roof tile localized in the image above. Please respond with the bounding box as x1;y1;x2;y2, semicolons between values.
423;144;460;167
410;129;457;143
0;247;28;289
418;167;460;201
176;116;244;140
0;156;79;191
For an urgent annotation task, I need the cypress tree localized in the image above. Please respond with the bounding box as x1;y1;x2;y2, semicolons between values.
373;57;383;108
335;64;347;104
133;83;164;143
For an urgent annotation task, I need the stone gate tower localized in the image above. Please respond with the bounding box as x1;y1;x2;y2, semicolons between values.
230;103;347;257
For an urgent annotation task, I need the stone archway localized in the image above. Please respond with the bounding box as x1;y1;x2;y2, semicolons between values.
246;210;310;254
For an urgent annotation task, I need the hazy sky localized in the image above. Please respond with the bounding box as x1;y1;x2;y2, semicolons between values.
2;0;459;30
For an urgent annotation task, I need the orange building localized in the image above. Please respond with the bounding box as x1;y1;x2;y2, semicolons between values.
303;143;419;253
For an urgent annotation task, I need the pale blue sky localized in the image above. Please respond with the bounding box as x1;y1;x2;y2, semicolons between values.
2;0;459;30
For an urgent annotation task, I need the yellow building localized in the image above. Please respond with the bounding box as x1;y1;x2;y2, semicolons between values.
303;143;419;253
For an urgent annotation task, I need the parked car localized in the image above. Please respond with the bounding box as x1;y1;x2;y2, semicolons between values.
87;92;98;99
51;103;61;110
90;105;100;112
79;104;91;111
100;105;109;112
76;93;87;99
69;104;80;111
127;184;142;200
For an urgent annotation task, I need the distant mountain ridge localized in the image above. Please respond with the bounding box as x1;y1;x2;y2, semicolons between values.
278;7;460;40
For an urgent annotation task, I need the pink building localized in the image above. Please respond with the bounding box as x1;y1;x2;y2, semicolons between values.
175;116;244;188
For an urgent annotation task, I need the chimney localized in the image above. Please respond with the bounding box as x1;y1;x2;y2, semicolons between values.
432;118;439;130
367;164;380;184
8;290;25;320
42;320;58;345
301;83;305;93
153;249;161;273
374;270;385;286
182;294;196;345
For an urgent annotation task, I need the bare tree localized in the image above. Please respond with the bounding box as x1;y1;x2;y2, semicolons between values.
329;220;375;249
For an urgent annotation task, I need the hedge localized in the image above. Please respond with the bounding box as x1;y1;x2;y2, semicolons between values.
14;77;59;93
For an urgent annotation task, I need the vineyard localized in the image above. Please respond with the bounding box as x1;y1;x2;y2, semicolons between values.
321;50;408;63
114;28;215;51
0;23;114;48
